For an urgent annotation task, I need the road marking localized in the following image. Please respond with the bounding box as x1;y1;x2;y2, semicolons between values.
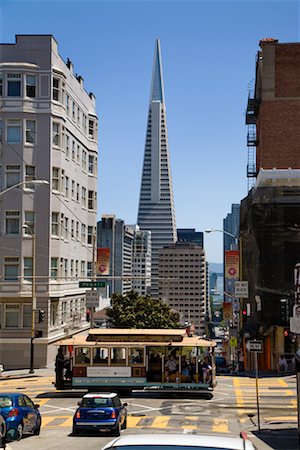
212;418;228;433
264;415;297;423
151;416;170;428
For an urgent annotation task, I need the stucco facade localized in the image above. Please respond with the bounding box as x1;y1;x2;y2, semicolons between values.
0;35;98;369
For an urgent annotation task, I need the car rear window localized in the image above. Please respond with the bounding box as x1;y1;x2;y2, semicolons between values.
0;396;13;408
81;397;112;407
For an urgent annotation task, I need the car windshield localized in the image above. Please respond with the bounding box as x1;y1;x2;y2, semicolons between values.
81;397;112;408
0;396;13;408
109;446;238;450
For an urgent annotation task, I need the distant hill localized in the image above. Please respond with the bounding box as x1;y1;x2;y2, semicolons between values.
208;262;223;274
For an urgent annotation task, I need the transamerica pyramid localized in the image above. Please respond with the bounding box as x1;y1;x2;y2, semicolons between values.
137;39;177;298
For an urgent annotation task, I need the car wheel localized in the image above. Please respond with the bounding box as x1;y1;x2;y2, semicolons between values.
112;421;121;436
72;426;80;435
122;417;127;430
17;423;23;440
33;417;41;435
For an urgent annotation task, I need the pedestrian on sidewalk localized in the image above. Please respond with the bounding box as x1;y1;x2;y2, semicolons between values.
238;350;244;373
55;347;65;389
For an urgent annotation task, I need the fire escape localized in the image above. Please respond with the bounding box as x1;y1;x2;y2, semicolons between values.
245;95;260;191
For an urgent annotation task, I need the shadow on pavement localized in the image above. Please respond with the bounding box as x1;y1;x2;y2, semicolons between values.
251;427;299;450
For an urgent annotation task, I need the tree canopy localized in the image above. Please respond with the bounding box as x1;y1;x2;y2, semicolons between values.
106;291;181;328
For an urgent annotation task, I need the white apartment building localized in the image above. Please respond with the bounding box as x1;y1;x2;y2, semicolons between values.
0;35;98;369
158;243;206;335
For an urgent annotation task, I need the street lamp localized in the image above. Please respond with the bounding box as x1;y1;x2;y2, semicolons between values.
0;179;49;373
205;228;238;243
23;224;36;374
0;179;49;197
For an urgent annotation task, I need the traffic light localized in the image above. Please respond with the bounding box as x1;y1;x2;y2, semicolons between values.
242;308;247;316
38;309;45;323
283;328;289;337
280;299;289;324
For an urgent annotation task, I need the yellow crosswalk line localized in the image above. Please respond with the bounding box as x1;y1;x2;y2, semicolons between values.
127;416;144;427
264;415;297;422
41;416;61;427
151;416;170;428
35;398;50;406
60;417;73;427
186;416;198;421
212;418;228;433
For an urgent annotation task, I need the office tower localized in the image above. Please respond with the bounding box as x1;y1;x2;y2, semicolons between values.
159;242;206;335
137;39;177;298
0;35;98;369
177;228;203;247
132;226;151;297
97;215;134;295
223;204;240;252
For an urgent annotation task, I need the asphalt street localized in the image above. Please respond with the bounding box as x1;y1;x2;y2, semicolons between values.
0;373;298;450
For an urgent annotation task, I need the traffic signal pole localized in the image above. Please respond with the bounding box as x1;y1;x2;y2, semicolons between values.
29;233;36;374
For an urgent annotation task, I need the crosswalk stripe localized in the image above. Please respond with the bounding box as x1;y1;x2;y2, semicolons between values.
212;418;228;433
40;415;230;431
264;415;297;422
151;416;170;428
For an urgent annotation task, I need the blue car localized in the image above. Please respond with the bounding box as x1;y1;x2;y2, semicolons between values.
0;393;41;439
73;392;127;436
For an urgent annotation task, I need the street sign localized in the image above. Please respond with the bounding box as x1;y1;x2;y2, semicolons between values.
86;290;100;308
79;281;106;288
230;337;237;347
246;340;263;353
234;281;248;298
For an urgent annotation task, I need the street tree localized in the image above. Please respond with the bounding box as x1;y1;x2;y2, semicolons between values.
106;291;181;328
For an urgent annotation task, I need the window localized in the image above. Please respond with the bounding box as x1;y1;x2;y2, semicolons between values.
88;119;95;139
7;119;21;143
66;94;70;115
61;301;67;324
65;176;69;198
71;220;75;238
81;224;86;244
82;114;87;134
7;73;21;97
0;73;2;96
50;300;58;327
87;226;93;245
80;261;85;277
87;261;93;278
52;122;60;146
25;165;36;189
110;348;126;365
6;165;20;188
5;211;19;234
52;212;59;236
76;183;80;202
77;107;80;125
25;120;36;144
82;150;87;171
22;304;32;328
70;260;74;277
24;211;35;235
72;102;76;121
64;217;69;239
65;134;70;158
52;77;60;101
129;347;144;365
72;141;75;161
4;258;19;281
81;187;86;206
88;190;95;210
26;75;36;98
77;144;80;162
76;221;79;239
93;348;109;365
71;180;75;199
75;260;79;277
88;155;94;175
4;304;20;327
64;259;68;278
52;167;59;190
23;257;33;282
51;258;58;279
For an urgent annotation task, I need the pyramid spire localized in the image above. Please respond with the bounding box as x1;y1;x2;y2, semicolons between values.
150;38;165;103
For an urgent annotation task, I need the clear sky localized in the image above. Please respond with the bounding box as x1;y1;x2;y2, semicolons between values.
1;0;299;263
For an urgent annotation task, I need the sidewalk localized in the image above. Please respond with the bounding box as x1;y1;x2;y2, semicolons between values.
245;425;299;450
0;367;54;381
